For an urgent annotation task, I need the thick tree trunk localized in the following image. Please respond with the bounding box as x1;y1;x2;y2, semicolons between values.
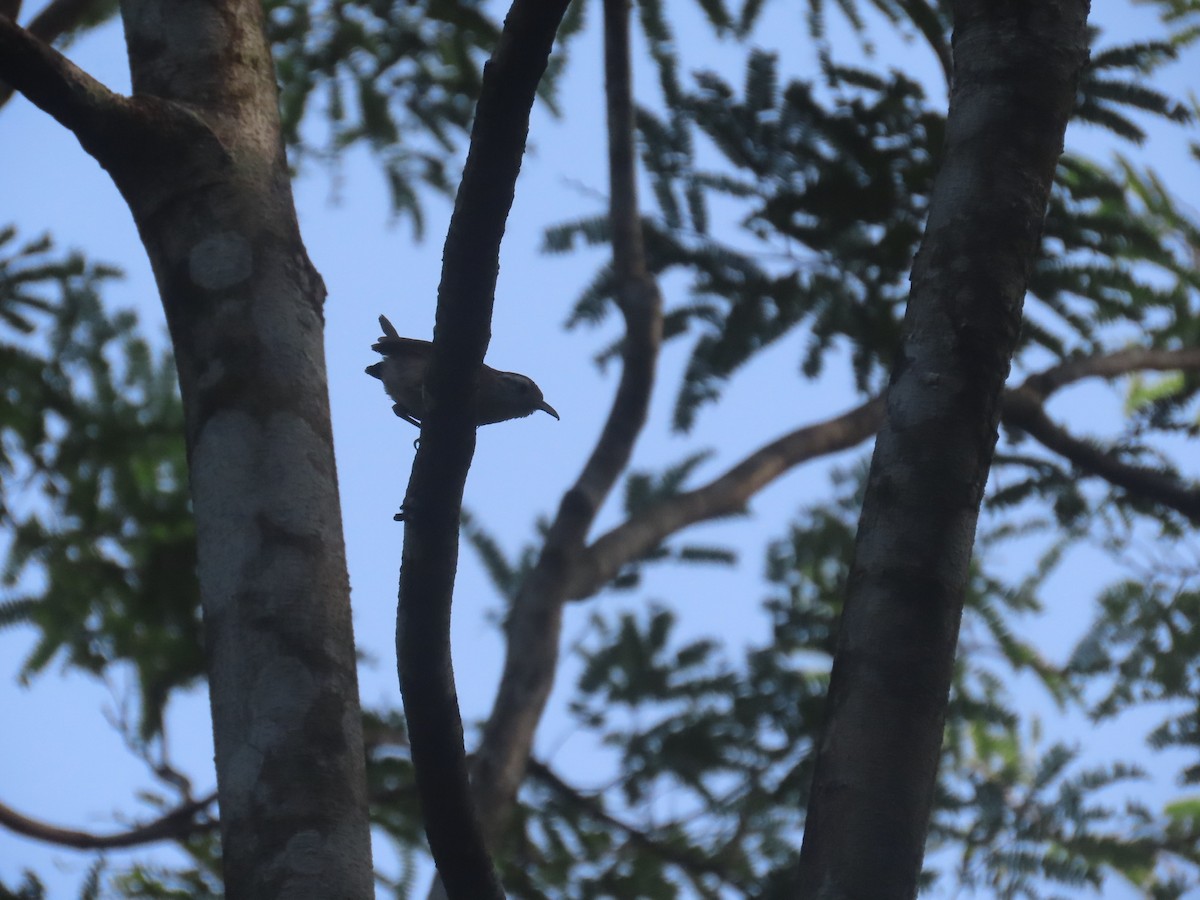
117;3;373;895
0;0;377;894
795;3;1091;899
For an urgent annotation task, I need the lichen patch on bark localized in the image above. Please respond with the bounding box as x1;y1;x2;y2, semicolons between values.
189;231;253;290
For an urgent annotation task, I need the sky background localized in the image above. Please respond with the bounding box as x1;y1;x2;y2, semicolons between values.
1;1;1196;896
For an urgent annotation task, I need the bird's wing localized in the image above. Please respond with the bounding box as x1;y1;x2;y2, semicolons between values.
379;314;400;339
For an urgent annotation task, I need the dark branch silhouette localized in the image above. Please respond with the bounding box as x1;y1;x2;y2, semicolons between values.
0;14;219;190
0;793;217;850
0;13;127;143
395;0;571;897
1005;388;1200;521
1020;347;1200;398
566;396;887;600
0;0;113;110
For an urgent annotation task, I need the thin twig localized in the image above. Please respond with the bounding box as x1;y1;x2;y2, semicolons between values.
1004;387;1200;521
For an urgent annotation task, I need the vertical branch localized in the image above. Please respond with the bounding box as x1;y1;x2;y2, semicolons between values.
795;2;1091;898
395;1;570;898
469;0;664;850
605;0;647;284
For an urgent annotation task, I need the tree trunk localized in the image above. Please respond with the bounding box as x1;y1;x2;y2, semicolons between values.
0;0;375;894
120;3;373;895
795;2;1091;898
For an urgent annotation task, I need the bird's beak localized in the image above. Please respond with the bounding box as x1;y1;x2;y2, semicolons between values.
538;400;560;420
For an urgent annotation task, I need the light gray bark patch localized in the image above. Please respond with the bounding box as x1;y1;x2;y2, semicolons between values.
261;412;331;537
283;830;325;875
252;284;320;376
224;742;265;819
192;410;262;614
190;232;253;290
249;655;318;751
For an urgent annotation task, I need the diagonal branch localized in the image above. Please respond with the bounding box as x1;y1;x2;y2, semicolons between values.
566;396;886;600
0;13;131;154
1006;346;1200;520
1004;387;1200;521
469;0;663;850
1018;347;1200;399
566;347;1200;603
0;792;217;850
0;0;109;112
26;0;99;42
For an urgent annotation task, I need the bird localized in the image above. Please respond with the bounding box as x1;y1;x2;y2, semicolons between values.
366;315;560;427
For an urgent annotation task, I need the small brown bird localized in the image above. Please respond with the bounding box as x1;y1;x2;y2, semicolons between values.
366;315;560;427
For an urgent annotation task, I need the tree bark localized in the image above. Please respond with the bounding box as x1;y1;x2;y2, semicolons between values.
0;2;374;896
795;3;1091;899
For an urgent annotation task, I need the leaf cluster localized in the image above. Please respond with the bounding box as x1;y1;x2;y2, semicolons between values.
552;18;1198;432
0;229;199;741
456;466;1200;898
266;0;500;232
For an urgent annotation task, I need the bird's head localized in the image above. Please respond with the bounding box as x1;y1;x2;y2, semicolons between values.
482;371;560;426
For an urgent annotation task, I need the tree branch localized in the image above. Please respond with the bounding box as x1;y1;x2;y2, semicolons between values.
1004;387;1200;521
469;0;663;850
397;0;570;897
565;347;1200;603
1004;346;1200;520
0;13;130;153
566;396;886;600
1019;347;1200;399
0;0;107;113
26;0;98;41
0;792;216;850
